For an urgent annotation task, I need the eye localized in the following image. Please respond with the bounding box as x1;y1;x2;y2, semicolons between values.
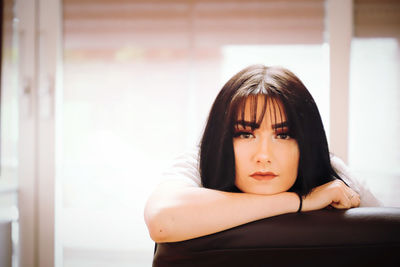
234;131;254;139
276;131;292;140
276;132;291;140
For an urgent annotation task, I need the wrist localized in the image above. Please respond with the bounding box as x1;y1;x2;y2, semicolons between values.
295;192;303;213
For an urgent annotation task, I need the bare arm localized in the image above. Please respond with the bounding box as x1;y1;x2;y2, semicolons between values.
144;179;360;243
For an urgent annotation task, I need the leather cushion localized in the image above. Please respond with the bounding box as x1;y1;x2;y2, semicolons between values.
153;207;400;267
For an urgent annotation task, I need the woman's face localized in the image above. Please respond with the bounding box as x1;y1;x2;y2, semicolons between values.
233;96;300;195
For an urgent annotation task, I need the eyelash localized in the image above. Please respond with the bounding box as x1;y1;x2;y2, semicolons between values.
276;132;291;140
233;131;254;139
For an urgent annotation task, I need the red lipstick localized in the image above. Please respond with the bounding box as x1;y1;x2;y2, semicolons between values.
250;171;277;181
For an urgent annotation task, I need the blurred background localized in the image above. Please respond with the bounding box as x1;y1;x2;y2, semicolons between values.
0;0;399;266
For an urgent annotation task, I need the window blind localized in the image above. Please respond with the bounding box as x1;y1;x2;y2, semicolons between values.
354;0;400;38
64;0;325;60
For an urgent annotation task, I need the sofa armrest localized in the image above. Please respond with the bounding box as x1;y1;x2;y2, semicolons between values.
153;207;400;267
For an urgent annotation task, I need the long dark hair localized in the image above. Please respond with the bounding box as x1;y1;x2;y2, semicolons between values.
199;65;342;196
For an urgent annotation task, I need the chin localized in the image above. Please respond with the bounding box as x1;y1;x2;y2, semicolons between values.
239;186;285;195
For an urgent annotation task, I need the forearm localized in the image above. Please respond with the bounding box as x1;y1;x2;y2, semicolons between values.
144;182;299;243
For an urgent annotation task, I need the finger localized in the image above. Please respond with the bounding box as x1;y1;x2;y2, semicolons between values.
346;188;360;207
333;188;353;209
330;201;348;209
335;194;359;209
331;194;352;209
341;188;353;208
352;194;361;207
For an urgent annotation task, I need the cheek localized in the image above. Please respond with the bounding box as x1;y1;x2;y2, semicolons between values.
233;141;251;178
277;143;299;178
289;145;299;165
233;142;244;170
287;145;300;181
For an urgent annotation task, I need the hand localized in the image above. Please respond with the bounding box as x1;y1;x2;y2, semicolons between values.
302;180;360;212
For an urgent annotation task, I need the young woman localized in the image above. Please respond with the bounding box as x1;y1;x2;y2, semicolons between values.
144;65;381;243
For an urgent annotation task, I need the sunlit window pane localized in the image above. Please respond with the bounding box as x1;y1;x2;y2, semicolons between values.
349;38;400;207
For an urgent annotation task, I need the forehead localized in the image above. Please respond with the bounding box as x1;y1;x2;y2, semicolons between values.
237;95;287;123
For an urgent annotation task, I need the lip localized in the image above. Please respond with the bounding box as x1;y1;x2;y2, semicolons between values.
250;171;277;181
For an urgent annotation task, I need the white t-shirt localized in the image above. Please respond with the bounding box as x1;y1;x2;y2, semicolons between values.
163;147;382;207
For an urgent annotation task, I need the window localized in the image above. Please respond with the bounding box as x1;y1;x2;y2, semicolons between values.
349;0;400;206
61;0;327;265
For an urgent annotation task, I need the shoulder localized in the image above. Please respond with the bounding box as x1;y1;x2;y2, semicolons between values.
330;154;383;207
162;146;202;187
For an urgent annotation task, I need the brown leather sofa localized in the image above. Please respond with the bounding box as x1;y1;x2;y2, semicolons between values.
153;207;400;267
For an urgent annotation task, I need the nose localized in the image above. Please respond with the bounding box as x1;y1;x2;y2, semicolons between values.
254;136;272;165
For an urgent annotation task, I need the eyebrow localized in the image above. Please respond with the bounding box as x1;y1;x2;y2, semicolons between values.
272;121;288;129
234;121;260;129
